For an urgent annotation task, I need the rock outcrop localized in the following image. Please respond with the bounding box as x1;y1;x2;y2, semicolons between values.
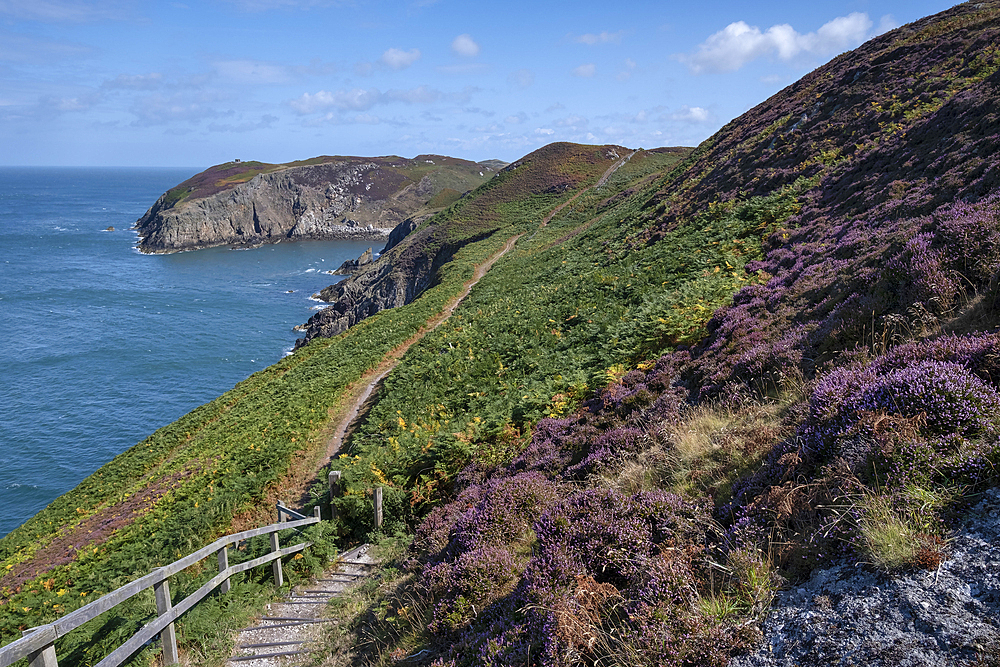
295;222;492;347
134;155;502;254
732;488;1000;666
328;247;374;275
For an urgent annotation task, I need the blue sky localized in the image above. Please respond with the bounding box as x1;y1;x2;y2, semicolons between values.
0;0;959;167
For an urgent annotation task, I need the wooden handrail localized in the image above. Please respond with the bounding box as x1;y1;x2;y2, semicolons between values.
1;505;322;667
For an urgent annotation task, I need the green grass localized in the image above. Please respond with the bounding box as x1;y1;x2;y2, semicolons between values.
0;143;638;664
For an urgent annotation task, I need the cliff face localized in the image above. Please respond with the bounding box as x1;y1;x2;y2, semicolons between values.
294;142;634;348
295;223;483;345
134;155;501;254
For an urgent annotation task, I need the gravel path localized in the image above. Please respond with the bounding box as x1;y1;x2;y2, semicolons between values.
228;544;375;667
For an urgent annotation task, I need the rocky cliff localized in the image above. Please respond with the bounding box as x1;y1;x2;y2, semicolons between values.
134;155;502;254
293;142;634;349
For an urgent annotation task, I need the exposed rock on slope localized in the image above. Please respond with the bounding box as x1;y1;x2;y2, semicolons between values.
732;488;1000;667
134;155;502;254
294;142;633;348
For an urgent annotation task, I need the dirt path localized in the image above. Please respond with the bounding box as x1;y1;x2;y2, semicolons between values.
317;150;635;465
320;233;523;462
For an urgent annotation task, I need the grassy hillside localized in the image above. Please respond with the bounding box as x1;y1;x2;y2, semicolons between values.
5;1;1000;665
0;143;679;665
310;3;1000;666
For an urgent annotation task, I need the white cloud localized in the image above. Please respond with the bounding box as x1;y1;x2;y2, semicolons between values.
380;47;421;70
877;14;898;35
681;12;873;74
505;112;528;124
576;30;623;45
535;127;554;136
214;59;292;84
102;72;163;90
291;88;381;113
507;68;534;89
572;63;596;78
671;105;712;123
289;85;447;114
452;34;480;57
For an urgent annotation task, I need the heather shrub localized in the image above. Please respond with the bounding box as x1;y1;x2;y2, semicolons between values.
424;545;522;633
803;358;1000;467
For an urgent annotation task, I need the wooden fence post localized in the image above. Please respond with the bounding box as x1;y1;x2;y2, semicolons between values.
271;502;285;588
153;575;179;665
313;506;322;520
373;487;383;530
22;628;57;667
328;471;341;521
270;531;284;587
217;546;230;595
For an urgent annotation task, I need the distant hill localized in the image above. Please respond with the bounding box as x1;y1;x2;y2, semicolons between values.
133;154;506;253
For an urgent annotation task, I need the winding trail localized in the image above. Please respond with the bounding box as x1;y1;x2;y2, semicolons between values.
229;148;639;666
318;149;636;465
321;233;523;462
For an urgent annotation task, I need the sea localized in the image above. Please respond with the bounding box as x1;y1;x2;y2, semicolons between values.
0;167;377;538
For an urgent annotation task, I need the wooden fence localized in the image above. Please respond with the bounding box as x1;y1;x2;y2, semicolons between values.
0;502;321;667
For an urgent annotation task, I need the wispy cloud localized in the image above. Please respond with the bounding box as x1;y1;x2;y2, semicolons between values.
617;58;637;81
575;30;624;45
102;72;163;90
0;0;135;23
452;34;480;57
207;114;278;133
289;85;449;113
213;59;293;84
380;47;421;70
572;63;596;78
218;0;346;11
680;12;874;74
0;31;93;63
129;91;227;126
507;68;534;89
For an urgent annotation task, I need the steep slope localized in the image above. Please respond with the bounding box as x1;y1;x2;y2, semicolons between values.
6;2;1000;665
134;154;503;253
310;3;1000;666
294;143;639;346
0;142;683;665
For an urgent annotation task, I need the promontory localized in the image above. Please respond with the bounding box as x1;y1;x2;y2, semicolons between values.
134;154;505;254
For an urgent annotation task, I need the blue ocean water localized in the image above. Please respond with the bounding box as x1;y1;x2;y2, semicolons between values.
0;167;375;538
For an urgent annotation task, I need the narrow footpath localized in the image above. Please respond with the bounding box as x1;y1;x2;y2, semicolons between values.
227;150;637;666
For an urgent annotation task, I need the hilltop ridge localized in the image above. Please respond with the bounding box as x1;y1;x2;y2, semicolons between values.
133;154;505;254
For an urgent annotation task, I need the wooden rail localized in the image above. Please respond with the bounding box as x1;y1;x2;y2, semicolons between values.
1;504;322;667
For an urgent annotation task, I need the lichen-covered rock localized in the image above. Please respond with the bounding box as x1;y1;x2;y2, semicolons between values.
731;488;1000;667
